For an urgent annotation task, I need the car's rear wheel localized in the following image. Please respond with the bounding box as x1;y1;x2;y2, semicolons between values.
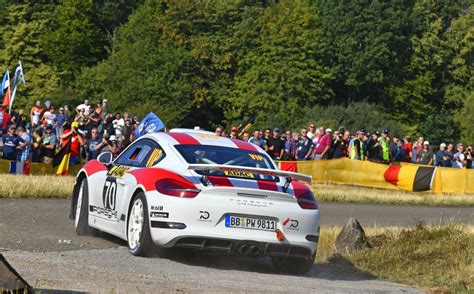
74;178;99;236
127;192;153;256
271;253;315;275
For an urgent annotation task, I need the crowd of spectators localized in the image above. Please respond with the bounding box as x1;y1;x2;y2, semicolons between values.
0;99;139;164
0;100;472;170
219;123;473;169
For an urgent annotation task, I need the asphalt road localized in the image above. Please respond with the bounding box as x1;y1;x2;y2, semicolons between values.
1;198;471;292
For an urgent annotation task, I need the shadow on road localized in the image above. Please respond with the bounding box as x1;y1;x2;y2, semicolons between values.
147;248;374;282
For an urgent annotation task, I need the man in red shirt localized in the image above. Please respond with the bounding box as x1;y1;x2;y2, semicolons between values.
60;121;85;164
314;128;333;160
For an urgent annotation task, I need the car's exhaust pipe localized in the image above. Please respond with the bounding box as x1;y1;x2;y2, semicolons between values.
250;246;261;256
238;244;248;254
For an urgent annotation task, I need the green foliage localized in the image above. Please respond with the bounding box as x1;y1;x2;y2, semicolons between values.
0;0;471;142
42;0;107;82
0;3;60;109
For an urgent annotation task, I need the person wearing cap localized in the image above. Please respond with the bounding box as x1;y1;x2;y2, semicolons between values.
40;124;57;164
296;128;314;160
435;143;450;167
313;128;332;160
2;125;18;160
452;143;467;168
56;106;68;136
417;141;433;165
15;127;31;162
60;121;85;165
266;128;285;160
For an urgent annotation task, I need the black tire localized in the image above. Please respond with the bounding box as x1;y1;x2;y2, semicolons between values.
271;253;315;275
74;177;99;236
127;192;154;257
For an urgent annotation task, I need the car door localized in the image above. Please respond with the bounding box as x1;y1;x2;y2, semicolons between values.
89;139;164;238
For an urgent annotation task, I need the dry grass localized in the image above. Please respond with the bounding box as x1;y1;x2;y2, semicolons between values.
317;223;474;292
314;183;474;207
0;174;74;198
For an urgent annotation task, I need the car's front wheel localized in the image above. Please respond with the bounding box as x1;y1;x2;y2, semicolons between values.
271;253;315;275
127;192;153;256
74;178;99;236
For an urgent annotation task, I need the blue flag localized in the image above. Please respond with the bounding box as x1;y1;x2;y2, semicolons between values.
134;112;166;139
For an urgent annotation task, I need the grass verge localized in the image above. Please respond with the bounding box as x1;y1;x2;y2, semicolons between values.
1;175;473;208
0;174;74;198
317;223;473;292
314;183;474;207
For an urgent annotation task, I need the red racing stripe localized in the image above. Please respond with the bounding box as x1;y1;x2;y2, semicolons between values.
208;175;233;187
230;139;258;152
83;160;107;176
167;132;200;145
257;180;278;191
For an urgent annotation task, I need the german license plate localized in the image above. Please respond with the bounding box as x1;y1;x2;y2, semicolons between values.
225;215;276;231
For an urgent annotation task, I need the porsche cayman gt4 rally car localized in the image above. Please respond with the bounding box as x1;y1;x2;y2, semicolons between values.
70;129;320;274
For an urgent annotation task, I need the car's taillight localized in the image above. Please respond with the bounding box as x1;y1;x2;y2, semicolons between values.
295;189;318;210
155;178;201;198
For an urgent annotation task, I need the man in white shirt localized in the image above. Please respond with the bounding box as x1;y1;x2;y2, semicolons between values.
76;99;92;116
452;143;467;168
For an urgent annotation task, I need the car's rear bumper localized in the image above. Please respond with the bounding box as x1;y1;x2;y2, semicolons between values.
145;187;320;256
161;235;317;258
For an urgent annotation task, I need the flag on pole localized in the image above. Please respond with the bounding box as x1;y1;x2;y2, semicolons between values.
134;112;166;139
237;111;257;137
9;61;25;112
53;139;72;176
2;70;10;108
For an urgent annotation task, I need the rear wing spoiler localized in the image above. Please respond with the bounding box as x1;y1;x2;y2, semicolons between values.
187;164;312;184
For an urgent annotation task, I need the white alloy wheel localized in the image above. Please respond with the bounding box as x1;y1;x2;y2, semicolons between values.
75;181;84;229
128;198;144;250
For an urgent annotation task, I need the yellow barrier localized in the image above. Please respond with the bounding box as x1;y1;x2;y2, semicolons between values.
0;159;83;176
280;158;473;195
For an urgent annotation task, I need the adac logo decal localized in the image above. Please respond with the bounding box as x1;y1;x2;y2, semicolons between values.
283;218;299;230
224;170;255;179
107;165;130;178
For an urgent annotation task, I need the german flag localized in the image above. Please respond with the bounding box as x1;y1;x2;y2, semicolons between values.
384;164;436;192
52;139;71;176
237;111;257;137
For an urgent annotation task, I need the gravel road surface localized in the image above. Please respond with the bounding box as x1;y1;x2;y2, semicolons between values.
2;198;469;292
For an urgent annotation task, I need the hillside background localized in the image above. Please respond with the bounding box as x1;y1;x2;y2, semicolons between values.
0;0;472;143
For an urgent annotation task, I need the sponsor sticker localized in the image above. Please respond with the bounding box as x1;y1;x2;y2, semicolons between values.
146;148;163;167
150;211;169;218
283;218;299;230
107;165;130;178
248;154;264;161
224;170;255;179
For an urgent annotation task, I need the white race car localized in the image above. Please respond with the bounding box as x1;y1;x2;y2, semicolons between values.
70;129;320;274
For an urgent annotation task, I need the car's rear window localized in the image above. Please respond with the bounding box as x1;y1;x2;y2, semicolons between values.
175;144;277;181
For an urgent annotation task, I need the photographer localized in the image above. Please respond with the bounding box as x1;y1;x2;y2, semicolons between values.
96;133;119;158
60;121;85;165
331;128;347;159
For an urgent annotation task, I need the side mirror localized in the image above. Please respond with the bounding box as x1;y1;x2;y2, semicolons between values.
97;152;113;165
